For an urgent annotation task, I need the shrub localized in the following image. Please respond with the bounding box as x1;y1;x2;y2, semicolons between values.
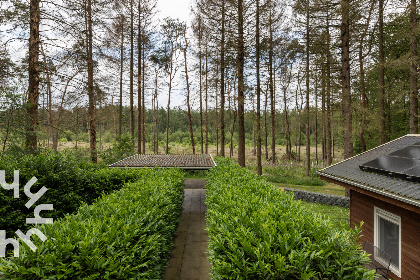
0;168;185;279
262;161;326;186
206;158;375;279
0;150;143;235
100;133;135;165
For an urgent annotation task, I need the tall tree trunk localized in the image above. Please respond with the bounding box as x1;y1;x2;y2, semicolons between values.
298;84;303;162
410;0;418;133
129;0;135;142
342;0;352;198
326;9;332;165
264;85;268;161
137;3;142;154
166;53;174;154
205;46;209;154
230;89;237;158
283;69;292;159
220;0;226;157
26;0;41;153
183;28;195;154
86;0;97;163
237;0;245;167
321;64;326;161
119;16;124;141
315;75;318;164
252;95;256;156
40;41;53;150
199;19;204;154
216;71;219;156
269;5;276;164
256;0;262;174
142;31;146;154
155;70;159;154
378;0;385;144
305;0;310;176
358;1;375;152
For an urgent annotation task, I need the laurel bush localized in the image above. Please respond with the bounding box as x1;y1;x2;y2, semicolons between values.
206;157;376;280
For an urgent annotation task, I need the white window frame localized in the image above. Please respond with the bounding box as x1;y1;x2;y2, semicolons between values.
374;207;401;277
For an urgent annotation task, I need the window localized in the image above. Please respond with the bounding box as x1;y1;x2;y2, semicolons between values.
374;207;401;277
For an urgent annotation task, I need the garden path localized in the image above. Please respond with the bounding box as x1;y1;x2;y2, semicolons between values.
163;179;211;280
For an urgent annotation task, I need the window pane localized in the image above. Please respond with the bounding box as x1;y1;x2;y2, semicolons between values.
379;217;399;267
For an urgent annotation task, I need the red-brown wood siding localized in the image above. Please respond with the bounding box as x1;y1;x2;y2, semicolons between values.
351;189;420;280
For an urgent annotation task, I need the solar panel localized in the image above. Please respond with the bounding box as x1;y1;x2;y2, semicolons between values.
389;145;420;159
360;144;420;183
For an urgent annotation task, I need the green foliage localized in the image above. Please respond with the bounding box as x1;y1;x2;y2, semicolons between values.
100;133;135;165
206;158;375;279
0;150;143;235
301;202;350;230
0;88;26;150
0;168;185;279
261;161;326;186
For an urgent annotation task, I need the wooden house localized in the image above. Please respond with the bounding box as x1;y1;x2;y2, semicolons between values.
318;135;420;280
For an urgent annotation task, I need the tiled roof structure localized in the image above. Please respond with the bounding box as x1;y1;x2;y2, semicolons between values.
109;154;216;170
318;135;420;206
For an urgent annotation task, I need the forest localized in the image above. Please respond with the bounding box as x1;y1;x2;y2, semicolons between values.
0;0;419;173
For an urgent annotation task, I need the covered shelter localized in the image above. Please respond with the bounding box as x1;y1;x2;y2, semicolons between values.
109;154;216;170
319;135;420;280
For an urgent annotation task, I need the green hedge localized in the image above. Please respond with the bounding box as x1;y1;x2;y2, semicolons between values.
0;150;143;235
206;158;375;279
0;168;185;279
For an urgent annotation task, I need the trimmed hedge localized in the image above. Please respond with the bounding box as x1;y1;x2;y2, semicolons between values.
0;150;144;235
0;168;185;279
206;158;375;279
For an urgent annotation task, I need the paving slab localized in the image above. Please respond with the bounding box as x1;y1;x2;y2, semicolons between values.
184;179;207;189
163;180;211;280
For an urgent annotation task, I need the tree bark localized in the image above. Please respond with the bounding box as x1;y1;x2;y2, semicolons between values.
220;0;226;157
358;1;375;152
379;0;385;144
137;3;142;154
305;0;310;176
183;28;195;154
410;0;418;134
264;85;268;161
326;8;332;165
256;0;262;175
269;8;275;164
341;0;352;160
205;46;209;154
237;0;245;167
129;0;135;143
119;15;124;141
26;0;41;153
142;31;146;154
86;0;97;162
199;18;204;154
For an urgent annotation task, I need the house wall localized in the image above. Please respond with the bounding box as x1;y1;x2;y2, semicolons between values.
351;189;420;280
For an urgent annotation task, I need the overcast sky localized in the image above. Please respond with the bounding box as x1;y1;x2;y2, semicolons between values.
157;0;192;23
155;0;194;108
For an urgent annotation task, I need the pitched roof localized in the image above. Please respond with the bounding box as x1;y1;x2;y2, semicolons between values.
109;154;216;169
318;135;420;207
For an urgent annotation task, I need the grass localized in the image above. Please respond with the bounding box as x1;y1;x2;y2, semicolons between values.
184;169;208;179
300;201;350;230
272;182;346;197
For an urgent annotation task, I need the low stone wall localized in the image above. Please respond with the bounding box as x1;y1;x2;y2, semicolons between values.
284;188;350;208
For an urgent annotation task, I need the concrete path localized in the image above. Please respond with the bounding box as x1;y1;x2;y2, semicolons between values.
163;180;211;280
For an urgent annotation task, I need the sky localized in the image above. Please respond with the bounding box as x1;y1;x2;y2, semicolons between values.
155;0;194;108
157;0;192;24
